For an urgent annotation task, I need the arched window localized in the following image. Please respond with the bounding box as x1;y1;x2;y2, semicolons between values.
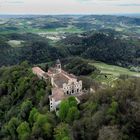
67;91;69;95
72;89;74;94
77;89;79;93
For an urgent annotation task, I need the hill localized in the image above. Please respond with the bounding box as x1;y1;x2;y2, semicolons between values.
0;63;140;140
58;32;140;67
0;33;61;66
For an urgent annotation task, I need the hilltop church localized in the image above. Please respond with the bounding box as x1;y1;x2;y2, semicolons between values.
32;59;83;111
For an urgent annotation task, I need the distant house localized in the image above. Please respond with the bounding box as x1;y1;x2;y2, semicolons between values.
32;59;84;112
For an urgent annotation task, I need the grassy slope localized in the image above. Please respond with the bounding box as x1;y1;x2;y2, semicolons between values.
89;61;140;85
92;62;140;77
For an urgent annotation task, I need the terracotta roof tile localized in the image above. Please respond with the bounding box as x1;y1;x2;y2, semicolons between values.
32;67;45;76
50;88;65;101
61;70;76;79
54;73;70;88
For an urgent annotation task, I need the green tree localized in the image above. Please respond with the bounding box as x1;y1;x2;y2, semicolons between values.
59;100;69;121
66;107;80;123
32;113;53;138
17;121;30;140
28;107;38;126
4;117;21;140
68;96;77;107
59;97;79;122
108;101;118;115
98;126;123;140
54;123;72;140
20;100;33;120
45;64;49;72
36;89;46;102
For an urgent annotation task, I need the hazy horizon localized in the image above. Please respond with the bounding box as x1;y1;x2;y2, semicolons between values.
0;13;140;15
0;0;140;15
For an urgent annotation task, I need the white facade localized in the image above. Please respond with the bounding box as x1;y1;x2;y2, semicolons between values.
48;60;83;111
50;98;61;112
63;80;82;95
49;79;82;111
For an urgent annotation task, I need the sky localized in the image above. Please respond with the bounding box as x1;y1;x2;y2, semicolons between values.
0;0;140;15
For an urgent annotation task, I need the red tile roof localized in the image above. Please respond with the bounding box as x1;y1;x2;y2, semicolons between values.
61;70;76;79
53;73;69;88
32;67;45;77
50;87;65;101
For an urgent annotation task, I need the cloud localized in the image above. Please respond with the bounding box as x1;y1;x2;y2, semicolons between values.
118;3;140;7
0;0;24;5
8;1;24;4
0;0;140;14
75;0;140;7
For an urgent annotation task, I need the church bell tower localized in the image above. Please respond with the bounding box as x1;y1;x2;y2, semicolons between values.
56;59;61;73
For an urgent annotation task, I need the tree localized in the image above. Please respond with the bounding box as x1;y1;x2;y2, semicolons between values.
28;107;38;126
59;100;69;121
43;122;52;137
20;100;33;120
59;97;79;123
4;117;21;140
17;121;30;140
68;96;77;107
54;123;72;140
107;101;118;116
98;126;123;140
31;113;53;138
36;89;46;102
45;64;49;72
66;107;80;123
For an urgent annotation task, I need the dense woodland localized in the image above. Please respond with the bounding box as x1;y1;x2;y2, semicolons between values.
0;31;140;68
0;63;140;140
59;32;140;67
61;57;97;76
0;33;61;66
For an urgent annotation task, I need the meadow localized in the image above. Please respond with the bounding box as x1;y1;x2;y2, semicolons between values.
90;62;140;86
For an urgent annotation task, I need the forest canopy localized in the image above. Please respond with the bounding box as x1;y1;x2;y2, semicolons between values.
0;63;140;140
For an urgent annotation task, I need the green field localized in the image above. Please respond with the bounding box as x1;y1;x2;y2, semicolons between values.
92;62;140;77
90;62;140;86
0;25;83;35
56;26;83;33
